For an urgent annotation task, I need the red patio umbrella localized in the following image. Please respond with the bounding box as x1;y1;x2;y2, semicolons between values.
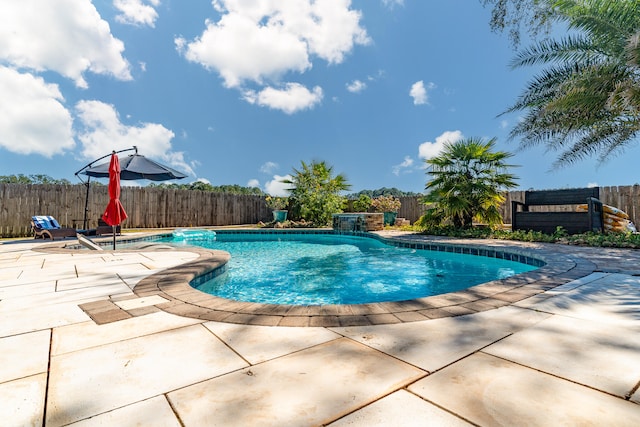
102;152;128;249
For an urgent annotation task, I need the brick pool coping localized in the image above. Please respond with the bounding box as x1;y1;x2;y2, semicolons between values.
41;230;598;327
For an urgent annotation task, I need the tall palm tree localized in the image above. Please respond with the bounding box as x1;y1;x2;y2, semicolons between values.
505;0;640;166
422;137;518;228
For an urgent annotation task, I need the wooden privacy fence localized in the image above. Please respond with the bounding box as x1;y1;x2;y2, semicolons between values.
1;184;638;237
0;184;272;238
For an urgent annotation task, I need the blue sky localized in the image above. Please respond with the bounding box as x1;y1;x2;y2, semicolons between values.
0;0;638;195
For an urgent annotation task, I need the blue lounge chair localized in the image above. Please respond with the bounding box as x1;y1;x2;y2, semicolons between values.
31;216;76;240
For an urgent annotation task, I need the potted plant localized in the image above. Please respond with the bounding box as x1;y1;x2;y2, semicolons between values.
371;195;401;226
265;196;289;222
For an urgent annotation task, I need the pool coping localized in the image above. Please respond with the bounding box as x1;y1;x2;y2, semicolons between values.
39;230;598;327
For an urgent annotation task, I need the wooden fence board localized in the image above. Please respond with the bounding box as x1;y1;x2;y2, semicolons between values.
1;184;638;237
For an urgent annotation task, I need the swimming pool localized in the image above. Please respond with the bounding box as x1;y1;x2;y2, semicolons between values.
165;231;538;305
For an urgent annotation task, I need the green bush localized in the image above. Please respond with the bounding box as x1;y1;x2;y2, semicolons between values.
283;160;350;226
352;194;372;212
413;223;640;249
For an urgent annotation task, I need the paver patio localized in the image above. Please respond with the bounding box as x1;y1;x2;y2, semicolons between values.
1;232;639;426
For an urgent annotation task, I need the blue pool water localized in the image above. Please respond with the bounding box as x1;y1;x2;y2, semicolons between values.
165;232;537;305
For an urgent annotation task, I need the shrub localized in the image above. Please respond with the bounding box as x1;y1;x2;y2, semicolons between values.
283;160;351;226
353;194;372;212
371;195;401;212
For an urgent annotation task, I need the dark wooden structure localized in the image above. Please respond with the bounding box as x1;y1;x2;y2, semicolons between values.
511;187;604;234
96;218;121;236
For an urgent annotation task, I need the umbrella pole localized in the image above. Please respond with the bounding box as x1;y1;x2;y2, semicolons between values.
112;226;116;250
82;177;91;230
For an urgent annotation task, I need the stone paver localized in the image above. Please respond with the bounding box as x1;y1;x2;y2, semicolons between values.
0;302;89;336
1;232;640;425
408;352;640;427
333;305;550;372
113;295;170;310
51;311;203;355
0;330;50;383
203;322;342;364
167;338;426;427
327;390;473;426
485;313;640;398
66;396;181;427
516;272;640;327
46;324;248;426
0;374;46;427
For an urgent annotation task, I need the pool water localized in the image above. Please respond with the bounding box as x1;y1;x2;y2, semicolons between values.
166;232;538;305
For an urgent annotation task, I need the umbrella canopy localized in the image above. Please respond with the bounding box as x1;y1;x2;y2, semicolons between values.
75;147;188;231
102;153;128;228
82;153;188;181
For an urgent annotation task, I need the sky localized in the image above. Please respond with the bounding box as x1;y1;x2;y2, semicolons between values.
1;0;638;196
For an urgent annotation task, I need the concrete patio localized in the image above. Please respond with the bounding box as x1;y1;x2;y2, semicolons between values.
1;232;639;426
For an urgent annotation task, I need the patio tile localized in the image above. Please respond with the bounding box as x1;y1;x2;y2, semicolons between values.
484;314;640;397
46;324;248;426
409;352;640;426
113;295;169;310
56;273;126;291
515;273;640;326
203;322;341;364
0;374;46;427
0;280;56;299
67;396;181;427
0;330;50;383
0;302;89;337
278;315;311;327
327;390;472;426
0;283;133;311
52;311;203;355
167;338;426;427
333;306;550;372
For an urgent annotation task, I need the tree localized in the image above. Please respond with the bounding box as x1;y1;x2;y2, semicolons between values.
149;181;265;195
283;160;351;225
0;174;71;185
480;0;556;47
348;187;421;198
505;0;640;166
421;137;518;228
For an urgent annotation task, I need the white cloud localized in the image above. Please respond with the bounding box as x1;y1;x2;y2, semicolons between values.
410;80;435;105
0;67;75;157
0;0;132;88
176;0;369;111
243;84;323;114
418;130;463;160
114;0;160;27
260;161;279;174
346;79;366;93
177;13;310;88
587;182;598;188
392;156;414;176
500;119;509;129
247;178;260;188
75;100;195;176
265;174;292;196
382;0;404;8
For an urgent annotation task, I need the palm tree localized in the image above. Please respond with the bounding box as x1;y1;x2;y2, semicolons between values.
283;160;351;225
422;137;518;228
505;0;640;166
